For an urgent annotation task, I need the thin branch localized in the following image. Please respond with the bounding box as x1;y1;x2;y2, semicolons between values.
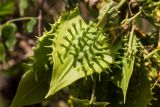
89;78;96;105
6;17;35;24
38;10;42;36
38;0;45;36
144;48;160;60
121;10;142;25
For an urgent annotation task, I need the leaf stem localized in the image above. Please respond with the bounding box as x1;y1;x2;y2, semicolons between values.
128;24;135;52
6;17;36;24
89;79;96;105
144;48;160;60
121;10;142;25
145;30;160;60
116;0;127;9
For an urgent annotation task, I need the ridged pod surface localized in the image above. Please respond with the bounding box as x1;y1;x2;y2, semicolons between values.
45;7;113;97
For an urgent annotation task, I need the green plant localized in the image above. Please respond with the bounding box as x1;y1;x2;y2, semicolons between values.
10;0;160;107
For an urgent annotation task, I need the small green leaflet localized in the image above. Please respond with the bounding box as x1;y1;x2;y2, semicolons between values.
120;29;137;103
1;23;17;51
26;17;37;33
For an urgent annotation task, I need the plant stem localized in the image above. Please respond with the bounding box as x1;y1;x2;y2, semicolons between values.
121;10;142;25
144;30;160;60
116;0;127;9
128;25;135;51
158;29;160;48
144;48;160;60
89;80;96;105
6;17;36;24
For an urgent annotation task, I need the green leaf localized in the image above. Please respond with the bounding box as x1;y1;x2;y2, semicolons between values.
19;0;29;16
46;7;113;98
121;57;135;102
10;23;55;107
0;42;6;63
0;0;15;16
1;23;17;51
10;69;51;107
120;32;137;103
124;67;154;107
26;17;37;33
